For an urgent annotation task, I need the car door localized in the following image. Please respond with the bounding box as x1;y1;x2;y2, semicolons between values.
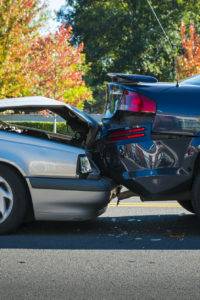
97;75;200;201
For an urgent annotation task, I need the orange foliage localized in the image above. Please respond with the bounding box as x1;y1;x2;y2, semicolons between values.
27;25;92;108
0;1;92;109
0;0;43;98
177;22;200;78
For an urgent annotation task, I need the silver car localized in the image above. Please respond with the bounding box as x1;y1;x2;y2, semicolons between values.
0;96;117;233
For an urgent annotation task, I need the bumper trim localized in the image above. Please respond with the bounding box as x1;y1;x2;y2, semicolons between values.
28;177;115;192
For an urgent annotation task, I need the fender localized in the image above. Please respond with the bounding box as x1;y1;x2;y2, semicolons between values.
186;136;200;174
0;131;84;178
0;158;26;177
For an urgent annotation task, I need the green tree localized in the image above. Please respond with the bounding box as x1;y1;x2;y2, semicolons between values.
58;0;200;112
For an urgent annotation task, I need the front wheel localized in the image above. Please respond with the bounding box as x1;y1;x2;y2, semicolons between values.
177;200;195;214
0;165;27;234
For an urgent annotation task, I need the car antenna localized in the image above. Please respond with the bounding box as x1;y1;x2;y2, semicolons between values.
146;0;179;87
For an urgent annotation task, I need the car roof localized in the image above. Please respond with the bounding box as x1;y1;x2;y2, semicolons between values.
0;96;65;109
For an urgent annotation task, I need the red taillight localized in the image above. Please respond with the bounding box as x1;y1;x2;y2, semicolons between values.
108;127;145;142
119;91;156;113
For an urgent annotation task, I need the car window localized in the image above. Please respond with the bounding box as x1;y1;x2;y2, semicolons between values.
0;108;74;136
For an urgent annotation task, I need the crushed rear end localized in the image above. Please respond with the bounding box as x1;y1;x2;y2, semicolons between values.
92;74;199;202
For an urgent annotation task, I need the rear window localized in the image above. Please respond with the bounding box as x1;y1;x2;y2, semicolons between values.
181;74;200;86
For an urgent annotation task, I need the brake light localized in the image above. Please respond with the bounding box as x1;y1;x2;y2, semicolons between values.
119;91;156;113
108;127;145;142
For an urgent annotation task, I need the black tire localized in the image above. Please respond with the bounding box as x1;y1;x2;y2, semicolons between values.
0;165;27;234
192;173;200;218
177;200;195;214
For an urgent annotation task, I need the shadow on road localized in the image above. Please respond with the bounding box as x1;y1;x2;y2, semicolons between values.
0;214;200;250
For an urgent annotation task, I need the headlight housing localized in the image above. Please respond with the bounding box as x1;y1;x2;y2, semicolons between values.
77;155;92;175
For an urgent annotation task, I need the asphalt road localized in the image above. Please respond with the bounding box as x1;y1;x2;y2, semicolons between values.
0;197;200;299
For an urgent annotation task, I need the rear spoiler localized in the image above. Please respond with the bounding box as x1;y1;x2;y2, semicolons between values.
108;73;158;84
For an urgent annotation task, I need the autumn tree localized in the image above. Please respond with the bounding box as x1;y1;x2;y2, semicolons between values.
0;1;92;109
28;25;92;109
0;0;44;98
177;22;200;79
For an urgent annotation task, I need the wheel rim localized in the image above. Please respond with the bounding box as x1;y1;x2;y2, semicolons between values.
0;176;13;223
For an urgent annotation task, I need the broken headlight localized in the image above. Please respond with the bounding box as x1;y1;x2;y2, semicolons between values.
77;154;93;175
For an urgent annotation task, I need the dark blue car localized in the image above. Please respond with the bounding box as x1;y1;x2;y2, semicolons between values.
94;73;200;216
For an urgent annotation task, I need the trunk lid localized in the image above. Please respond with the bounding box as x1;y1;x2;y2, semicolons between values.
65;105;100;147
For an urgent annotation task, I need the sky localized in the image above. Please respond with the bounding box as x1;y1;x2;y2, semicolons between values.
42;0;67;34
48;0;66;12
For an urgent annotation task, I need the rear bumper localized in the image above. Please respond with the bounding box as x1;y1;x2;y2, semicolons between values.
121;168;191;200
27;177;117;221
102;133;195;199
